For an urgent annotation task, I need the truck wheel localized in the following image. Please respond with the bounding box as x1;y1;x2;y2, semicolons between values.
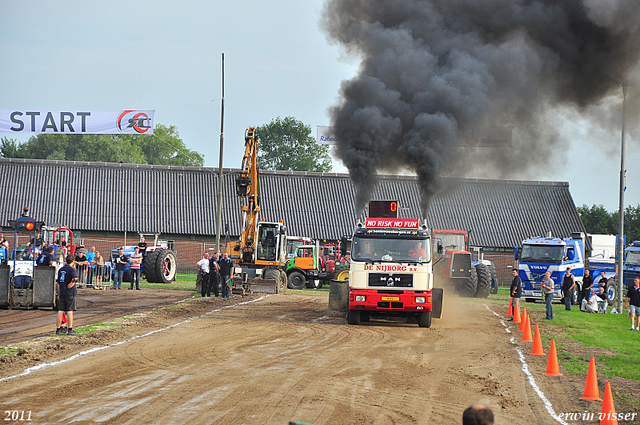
287;271;306;290
333;266;349;282
460;265;477;297
572;287;579;305
279;270;287;291
475;263;491;298
418;311;432;328
347;309;360;325
263;268;280;288
606;280;618;306
489;263;499;294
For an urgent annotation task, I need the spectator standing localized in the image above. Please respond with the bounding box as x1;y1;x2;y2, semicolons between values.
218;252;234;299
579;269;593;310
37;246;55;267
56;254;79;336
209;252;220;297
85;246;96;287
129;246;143;290
197;252;211;297
561;267;576;310
462;404;494;425
0;232;8;249
74;250;89;287
541;271;555;320
508;269;521;321
94;251;104;287
138;236;148;257
112;248;128;289
624;276;640;331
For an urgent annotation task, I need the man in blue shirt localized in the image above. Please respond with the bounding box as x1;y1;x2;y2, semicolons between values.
218;252;234;298
57;254;79;336
85;246;96;287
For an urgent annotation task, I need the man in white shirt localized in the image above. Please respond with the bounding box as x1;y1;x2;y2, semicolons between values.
197;252;211;298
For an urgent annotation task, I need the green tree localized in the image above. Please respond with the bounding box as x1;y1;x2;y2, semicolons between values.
577;204;617;235
0;124;203;166
624;204;640;243
256;117;332;172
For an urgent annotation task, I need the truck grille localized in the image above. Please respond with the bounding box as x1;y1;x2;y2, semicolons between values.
377;302;404;308
368;273;413;288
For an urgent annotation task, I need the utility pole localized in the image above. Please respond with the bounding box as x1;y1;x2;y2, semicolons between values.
216;53;225;253
617;81;629;314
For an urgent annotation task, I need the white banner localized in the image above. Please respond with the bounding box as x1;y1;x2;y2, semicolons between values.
316;125;337;145
0;110;155;134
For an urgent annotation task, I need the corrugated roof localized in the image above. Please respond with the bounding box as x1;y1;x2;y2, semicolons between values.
0;158;586;248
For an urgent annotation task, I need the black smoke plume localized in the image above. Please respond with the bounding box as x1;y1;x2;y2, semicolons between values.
321;0;640;215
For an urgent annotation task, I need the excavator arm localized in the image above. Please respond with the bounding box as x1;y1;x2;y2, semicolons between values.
235;127;260;263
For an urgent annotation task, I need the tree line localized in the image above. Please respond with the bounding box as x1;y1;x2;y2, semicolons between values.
0;117;332;172
577;204;640;244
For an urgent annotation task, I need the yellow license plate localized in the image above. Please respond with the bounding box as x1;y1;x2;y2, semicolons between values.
381;296;399;301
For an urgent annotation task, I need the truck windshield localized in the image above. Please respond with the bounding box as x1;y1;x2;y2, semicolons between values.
625;251;640;266
520;245;564;264
352;236;430;263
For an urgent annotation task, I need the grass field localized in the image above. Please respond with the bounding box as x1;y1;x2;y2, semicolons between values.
489;287;639;383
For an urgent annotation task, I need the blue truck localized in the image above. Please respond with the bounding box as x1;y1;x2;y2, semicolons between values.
517;233;636;306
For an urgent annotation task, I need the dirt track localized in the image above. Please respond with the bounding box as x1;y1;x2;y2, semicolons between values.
0;292;634;424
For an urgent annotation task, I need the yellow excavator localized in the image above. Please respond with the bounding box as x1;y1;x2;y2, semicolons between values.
225;127;288;290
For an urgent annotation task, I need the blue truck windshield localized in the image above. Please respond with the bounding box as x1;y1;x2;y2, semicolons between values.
520;245;564;264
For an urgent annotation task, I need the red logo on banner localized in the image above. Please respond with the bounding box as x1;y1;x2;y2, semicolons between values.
365;218;419;229
117;110;152;133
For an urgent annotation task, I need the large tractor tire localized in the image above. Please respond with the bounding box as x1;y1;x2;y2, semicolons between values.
333;266;350;282
459;265;477;297
475;263;491;298
287;271;306;290
263;268;280;283
144;249;177;283
489;263;499;294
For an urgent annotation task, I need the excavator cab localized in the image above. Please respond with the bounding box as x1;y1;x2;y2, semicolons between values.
255;222;286;265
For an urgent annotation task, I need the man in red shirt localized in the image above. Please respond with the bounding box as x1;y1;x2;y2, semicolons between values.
407;241;426;259
129;246;143;290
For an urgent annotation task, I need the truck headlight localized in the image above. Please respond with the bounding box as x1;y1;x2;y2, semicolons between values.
355;295;366;302
415;296;426;303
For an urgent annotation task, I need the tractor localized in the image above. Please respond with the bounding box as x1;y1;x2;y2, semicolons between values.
285;241;349;290
111;233;177;284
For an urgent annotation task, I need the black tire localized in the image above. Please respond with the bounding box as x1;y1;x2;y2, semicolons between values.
606;280;618;306
333;266;350;282
144;249;177;283
475;263;491;298
572;287;579;305
418;311;432;328
263;268;280;282
489;263;499;294
347;309;360;325
459;265;477;297
279;270;287;291
287;271;306;290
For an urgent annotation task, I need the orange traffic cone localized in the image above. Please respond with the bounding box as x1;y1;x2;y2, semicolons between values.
521;314;533;342
530;324;545;356
518;307;528;331
545;339;562;376
600;382;618;425
580;357;601;401
513;303;521;324
508;297;513;316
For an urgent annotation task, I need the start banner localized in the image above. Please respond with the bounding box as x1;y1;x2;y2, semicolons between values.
0;110;155;134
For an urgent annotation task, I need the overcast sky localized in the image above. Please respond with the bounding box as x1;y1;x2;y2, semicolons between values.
1;1;638;213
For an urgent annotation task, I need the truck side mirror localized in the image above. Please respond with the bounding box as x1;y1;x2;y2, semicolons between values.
514;247;519;260
437;242;443;255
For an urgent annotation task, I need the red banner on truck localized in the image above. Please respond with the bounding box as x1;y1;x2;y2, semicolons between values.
365;218;419;229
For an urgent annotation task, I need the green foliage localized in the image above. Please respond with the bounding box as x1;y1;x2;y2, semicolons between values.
0;124;203;166
256;116;332;172
577;203;640;243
